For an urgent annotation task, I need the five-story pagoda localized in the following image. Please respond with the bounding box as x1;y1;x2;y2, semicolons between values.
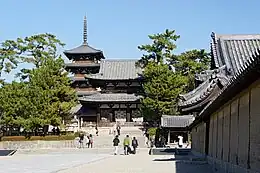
64;16;104;97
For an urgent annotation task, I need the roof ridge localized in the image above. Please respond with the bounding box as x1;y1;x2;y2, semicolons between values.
216;34;260;40
102;59;138;62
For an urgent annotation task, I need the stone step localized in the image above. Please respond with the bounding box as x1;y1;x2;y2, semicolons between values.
87;135;147;148
149;148;192;155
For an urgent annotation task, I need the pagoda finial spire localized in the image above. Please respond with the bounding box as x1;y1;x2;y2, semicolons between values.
83;15;87;44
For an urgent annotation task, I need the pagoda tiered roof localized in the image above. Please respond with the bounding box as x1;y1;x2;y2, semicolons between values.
179;32;260;113
65;62;100;68
64;44;103;55
63;16;104;60
86;59;143;80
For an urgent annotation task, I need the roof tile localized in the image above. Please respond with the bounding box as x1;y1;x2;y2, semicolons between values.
87;59;142;80
64;44;102;54
79;93;142;102
161;115;195;128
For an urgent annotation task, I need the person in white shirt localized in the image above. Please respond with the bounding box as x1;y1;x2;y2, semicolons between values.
178;135;183;148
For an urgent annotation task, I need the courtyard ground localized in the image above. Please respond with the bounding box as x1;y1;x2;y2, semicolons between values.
0;127;215;173
57;149;214;173
0;148;214;173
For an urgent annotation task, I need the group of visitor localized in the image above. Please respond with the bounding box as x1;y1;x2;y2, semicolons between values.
110;123;121;136
78;132;93;148
113;134;138;155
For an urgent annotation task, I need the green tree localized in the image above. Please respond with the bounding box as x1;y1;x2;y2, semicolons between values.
141;62;186;121
138;29;185;121
0;58;77;133
171;49;210;91
28;57;77;127
0;34;76;134
137;29;180;67
0;82;28;127
0;33;65;81
138;30;210;121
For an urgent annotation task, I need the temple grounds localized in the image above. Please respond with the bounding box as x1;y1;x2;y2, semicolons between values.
0;149;214;173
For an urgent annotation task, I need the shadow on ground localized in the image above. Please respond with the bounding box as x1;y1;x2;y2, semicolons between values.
0;149;17;156
152;154;214;173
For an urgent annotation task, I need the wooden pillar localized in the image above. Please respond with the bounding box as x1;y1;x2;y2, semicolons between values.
168;130;171;144
108;104;114;122
126;104;131;122
96;104;101;126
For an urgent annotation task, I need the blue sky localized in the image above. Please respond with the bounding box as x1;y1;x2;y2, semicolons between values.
1;0;260;81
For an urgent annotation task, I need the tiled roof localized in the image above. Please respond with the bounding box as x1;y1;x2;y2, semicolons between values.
195;65;226;82
70;77;86;82
70;104;82;114
64;44;103;55
211;32;260;75
190;49;260;129
87;59;142;80
76;91;99;96
178;74;229;112
65;63;100;68
178;33;260;113
161;115;194;128
79;93;142;102
69;104;96;116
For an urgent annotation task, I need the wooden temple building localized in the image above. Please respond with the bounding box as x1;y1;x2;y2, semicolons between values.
179;33;260;172
65;17;143;126
161;115;194;144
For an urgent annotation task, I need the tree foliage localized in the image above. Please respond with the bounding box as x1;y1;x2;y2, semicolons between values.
172;49;211;91
141;62;186;120
138;29;185;121
0;34;76;134
0;33;65;82
138;29;210;121
138;29;180;67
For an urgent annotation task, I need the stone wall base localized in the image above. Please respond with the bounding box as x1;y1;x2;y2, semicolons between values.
207;156;260;173
0;140;77;150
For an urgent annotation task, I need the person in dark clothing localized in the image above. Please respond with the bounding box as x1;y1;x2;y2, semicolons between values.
79;133;84;148
113;135;120;155
132;137;138;154
56;127;60;136
95;126;99;136
52;127;56;135
117;125;121;136
88;134;93;148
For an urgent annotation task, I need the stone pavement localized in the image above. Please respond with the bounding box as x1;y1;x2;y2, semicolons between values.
58;149;214;173
0;151;110;173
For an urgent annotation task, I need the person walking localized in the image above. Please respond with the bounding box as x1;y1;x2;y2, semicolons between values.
116;124;121;136
178;135;183;148
123;135;131;155
132;137;138;154
113;124;117;136
79;132;84;148
88;134;93;148
144;129;149;147
95;126;99;136
113;135;120;155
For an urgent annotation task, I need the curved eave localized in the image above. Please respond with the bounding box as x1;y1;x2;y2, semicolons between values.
65;63;100;68
179;80;223;113
190;49;260;129
79;99;141;104
179;79;213;104
85;75;144;81
64;52;104;60
69;77;87;82
76;91;99;96
78;94;142;104
180;85;221;113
